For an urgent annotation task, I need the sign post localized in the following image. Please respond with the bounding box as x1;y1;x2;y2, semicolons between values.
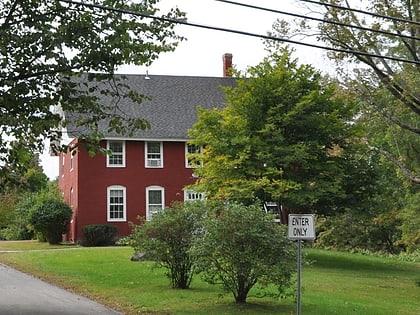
288;214;316;315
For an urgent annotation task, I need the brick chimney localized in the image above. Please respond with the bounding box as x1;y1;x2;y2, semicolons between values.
222;53;233;77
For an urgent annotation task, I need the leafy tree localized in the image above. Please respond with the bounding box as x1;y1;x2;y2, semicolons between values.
0;0;185;184
192;202;296;304
129;201;206;289
4;181;62;241
189;50;362;215
0;190;19;234
28;198;72;244
271;0;420;183
313;138;420;254
398;191;420;252
270;0;420;251
0;146;49;239
25;182;71;244
1;193;36;240
0;141;49;193
316;209;403;254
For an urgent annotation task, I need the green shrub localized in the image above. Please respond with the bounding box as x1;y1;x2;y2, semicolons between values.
28;199;72;244
397;249;420;263
129;201;207;289
1;194;36;240
192;202;296;304
0;224;34;240
398;193;420;253
81;224;118;247
315;210;403;254
0;191;19;229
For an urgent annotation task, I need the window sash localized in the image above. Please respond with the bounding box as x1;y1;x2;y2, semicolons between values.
186;144;202;168
107;186;126;221
146;187;164;220
146;142;162;167
184;190;205;201
107;141;125;167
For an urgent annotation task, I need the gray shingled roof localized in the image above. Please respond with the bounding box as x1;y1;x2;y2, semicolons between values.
64;74;236;140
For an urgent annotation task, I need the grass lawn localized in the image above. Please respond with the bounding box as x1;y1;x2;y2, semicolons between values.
0;240;79;251
0;241;419;315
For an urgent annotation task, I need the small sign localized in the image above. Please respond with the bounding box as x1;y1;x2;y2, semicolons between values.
288;214;316;241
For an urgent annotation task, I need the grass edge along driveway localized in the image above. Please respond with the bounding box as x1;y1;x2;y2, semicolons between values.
0;241;419;315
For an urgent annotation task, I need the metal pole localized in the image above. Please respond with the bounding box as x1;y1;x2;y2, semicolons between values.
297;240;302;315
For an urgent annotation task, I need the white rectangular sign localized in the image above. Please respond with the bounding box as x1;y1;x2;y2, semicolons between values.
288;214;316;241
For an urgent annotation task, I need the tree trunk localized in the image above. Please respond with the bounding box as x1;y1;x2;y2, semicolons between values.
235;275;249;304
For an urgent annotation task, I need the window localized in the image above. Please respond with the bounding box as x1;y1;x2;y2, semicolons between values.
146;186;164;220
107;185;126;221
145;142;163;168
185;144;203;168
70;188;74;208
263;202;282;223
70;151;74;171
61;155;65;176
107;140;125;167
70;187;74;224
184;190;205;201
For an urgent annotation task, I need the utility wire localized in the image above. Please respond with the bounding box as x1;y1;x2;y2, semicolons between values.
299;0;420;26
214;0;420;41
58;0;420;66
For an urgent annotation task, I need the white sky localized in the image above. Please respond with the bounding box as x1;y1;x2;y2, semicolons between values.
41;0;331;179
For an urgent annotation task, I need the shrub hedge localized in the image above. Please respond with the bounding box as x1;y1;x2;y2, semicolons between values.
81;224;118;247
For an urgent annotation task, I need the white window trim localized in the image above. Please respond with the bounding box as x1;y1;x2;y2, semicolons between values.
146;186;165;220
61;155;65;177
70;187;74;208
107;185;127;222
106;140;126;168
184;189;205;202
185;143;203;168
70;152;74;171
145;141;163;168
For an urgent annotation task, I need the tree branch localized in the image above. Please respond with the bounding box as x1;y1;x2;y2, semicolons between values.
370;146;420;184
368;100;420;135
1;0;19;30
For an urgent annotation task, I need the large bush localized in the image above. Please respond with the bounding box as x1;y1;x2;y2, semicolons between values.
81;224;118;246
28;199;72;244
315;210;403;254
398;192;420;253
129;201;206;289
0;194;35;240
192;202;296;304
0;191;19;230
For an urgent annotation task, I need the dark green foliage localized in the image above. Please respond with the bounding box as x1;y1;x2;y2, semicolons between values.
0;146;48;232
0;194;35;240
315;210;403;254
0;141;49;193
192;202;296;304
398;192;420;252
272;0;420;184
0;191;19;231
189;49;411;256
1;0;185;182
129;201;206;289
0;170;51;240
190;50;362;215
81;224;118;247
28;199;72;244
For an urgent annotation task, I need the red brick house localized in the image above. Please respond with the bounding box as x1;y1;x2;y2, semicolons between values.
59;54;236;242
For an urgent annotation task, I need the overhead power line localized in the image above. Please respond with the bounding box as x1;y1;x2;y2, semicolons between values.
58;0;420;66
299;0;420;26
214;0;420;41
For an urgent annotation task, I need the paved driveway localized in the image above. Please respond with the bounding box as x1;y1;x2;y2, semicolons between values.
0;263;123;315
